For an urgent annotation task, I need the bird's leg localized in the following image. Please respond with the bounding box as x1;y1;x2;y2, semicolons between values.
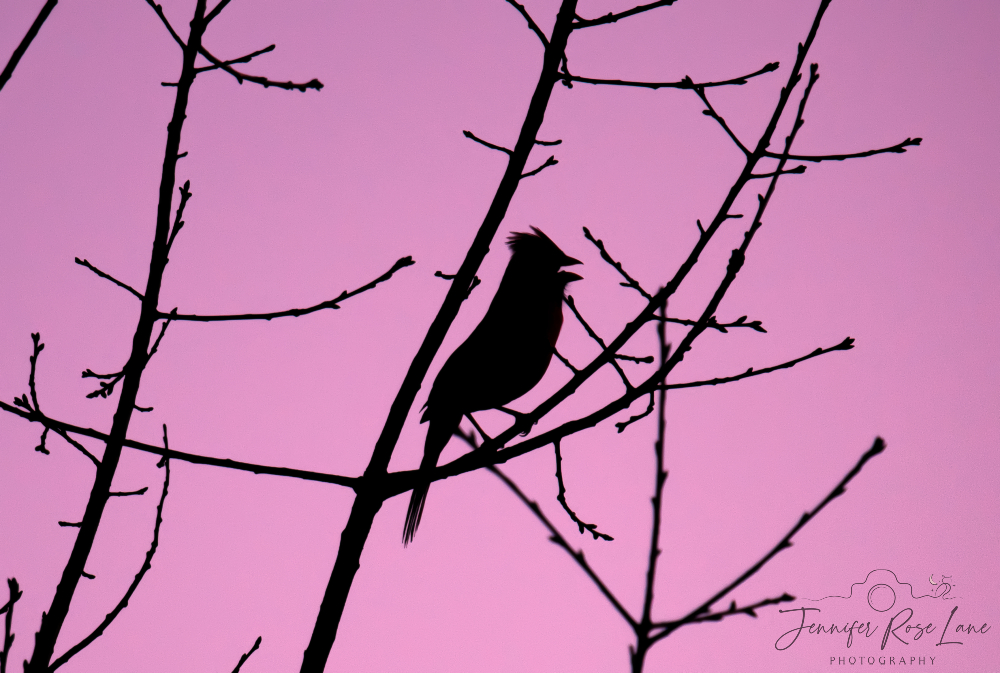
465;413;495;449
497;407;536;436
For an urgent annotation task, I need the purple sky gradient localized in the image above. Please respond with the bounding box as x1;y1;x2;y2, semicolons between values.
1;1;998;671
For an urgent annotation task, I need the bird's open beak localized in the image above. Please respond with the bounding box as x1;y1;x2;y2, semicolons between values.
561;255;583;267
559;271;583;283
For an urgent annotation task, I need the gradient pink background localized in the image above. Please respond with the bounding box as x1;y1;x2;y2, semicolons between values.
1;1;998;671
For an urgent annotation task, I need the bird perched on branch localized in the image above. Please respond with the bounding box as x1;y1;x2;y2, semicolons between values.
403;227;582;545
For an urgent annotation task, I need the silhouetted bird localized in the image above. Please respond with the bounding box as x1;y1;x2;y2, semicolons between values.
403;227;582;545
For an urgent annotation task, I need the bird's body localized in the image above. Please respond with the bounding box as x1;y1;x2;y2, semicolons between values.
403;228;581;545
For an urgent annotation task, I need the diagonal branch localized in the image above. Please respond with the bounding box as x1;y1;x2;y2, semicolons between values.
564;296;632;390
49;445;171;671
463;130;512;155
488;463;636;629
572;0;677;28
583;227;652;300
654;594;795;630
231;636;262;673
664;337;854;390
193;44;274;74
0;578;21;673
196;45;323;92
520;155;558;179
504;0;548;47
0;0;58;94
695;86;751;155
554;440;613;540
0;400;359;489
650;438;886;643
560;62;779;93
764;136;921;162
75;258;144;300
159;256;414;322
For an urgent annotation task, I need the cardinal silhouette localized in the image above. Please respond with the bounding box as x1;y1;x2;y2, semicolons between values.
403;227;582;545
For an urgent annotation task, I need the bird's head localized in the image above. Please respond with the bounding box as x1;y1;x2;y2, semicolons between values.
506;227;582;274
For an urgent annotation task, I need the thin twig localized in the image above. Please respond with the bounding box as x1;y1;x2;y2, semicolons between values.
554;440;613;540
564;296;632;390
615;392;654;433
0;578;21;673
166;181;192;252
50;444;172;671
650;438;886;643
749;165;806;179
695;86;751;155
520;155;558;179
573;0;676;28
561;63;779;93
582;227;652;300
654;593;795;629
231;636;262;673
764;137;921;162
160;256;413;321
463;130;512;155
194;44;273;74
654;314;766;334
552;347;579;374
74;259;144;299
489;465;636;628
0;400;358;489
0;0;58;93
504;0;548;47
664;337;854;390
197;45;322;92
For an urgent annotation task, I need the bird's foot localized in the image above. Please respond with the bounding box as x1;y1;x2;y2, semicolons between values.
498;407;536;436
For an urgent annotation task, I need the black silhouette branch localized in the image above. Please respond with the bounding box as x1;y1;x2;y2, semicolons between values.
694;86;751;155
573;0;676;28
82;316;172;403
505;0;548;47
764;137;921;162
664;337;854;390
520;155;558;179
560;62;779;92
488;464;637;629
26;5;209;666
750;164;806;179
564;295;633;390
0;578;21;673
231;636;262;673
144;0;322;92
583;227;652;300
463;130;512;155
656;314;766;334
615;392;654;433
552;347;579;374
49;446;171;672
654;593;794;630
0;400;359;489
650;437;886;643
166;180;192;252
193;44;274;74
385;0;850;500
301;4;584;668
554;440;613;540
75;258;144;300
0;0;58;94
159;256;414;322
630;301;670;670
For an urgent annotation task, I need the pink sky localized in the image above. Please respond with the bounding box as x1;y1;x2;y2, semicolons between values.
1;0;998;671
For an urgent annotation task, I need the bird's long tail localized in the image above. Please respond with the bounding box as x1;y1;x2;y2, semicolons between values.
403;411;461;546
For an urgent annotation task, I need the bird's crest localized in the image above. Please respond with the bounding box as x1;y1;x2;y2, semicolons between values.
507;227;581;267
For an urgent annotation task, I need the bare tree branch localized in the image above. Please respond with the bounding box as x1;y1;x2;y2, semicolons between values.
75;258;144;300
49;447;171;671
664;337;854;390
463;129;512;155
650;437;886;643
504;0;548;47
0;578;21;673
488;464;637;629
560;62;779;92
582;227;652;300
564;295;633;390
158;256;413;322
520;155;558;179
231;636;262;673
0;400;359;489
573;0;677;28
554;439;613;540
0;0;58;94
764;137;921;162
